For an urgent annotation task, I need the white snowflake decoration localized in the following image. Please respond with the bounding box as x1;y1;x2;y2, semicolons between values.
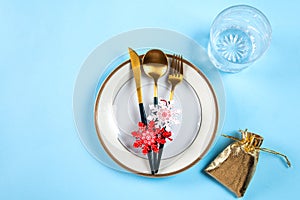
147;98;181;131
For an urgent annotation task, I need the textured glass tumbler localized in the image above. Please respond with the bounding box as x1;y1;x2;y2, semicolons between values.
208;5;272;73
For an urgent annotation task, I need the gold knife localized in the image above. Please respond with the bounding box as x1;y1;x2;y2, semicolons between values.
128;48;148;125
128;47;154;174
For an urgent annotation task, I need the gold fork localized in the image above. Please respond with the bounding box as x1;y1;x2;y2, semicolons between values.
168;55;183;101
155;54;184;173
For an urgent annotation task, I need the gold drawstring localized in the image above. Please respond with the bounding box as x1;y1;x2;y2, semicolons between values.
221;134;240;142
258;147;291;167
222;132;291;167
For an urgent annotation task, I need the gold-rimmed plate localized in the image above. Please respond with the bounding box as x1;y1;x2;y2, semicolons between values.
73;28;225;176
94;55;218;177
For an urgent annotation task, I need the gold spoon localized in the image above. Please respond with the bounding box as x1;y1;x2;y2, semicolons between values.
142;49;168;174
142;49;168;105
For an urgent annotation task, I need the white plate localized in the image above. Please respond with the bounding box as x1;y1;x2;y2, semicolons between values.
95;55;218;176
110;55;202;160
73;28;225;175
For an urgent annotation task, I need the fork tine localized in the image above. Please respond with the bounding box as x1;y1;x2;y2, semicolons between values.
176;55;180;77
177;55;181;77
180;55;183;75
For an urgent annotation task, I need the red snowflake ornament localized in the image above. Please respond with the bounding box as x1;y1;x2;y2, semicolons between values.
131;121;161;154
156;128;173;144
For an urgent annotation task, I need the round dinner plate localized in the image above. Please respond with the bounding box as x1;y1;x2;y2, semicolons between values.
106;56;202;161
95;55;218;176
73;28;225;176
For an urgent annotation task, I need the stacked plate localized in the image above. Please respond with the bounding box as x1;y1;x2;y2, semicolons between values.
73;28;225;177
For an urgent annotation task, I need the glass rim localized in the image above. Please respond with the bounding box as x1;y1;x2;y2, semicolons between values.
211;4;272;31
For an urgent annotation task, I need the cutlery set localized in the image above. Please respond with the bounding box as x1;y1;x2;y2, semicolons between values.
128;48;183;174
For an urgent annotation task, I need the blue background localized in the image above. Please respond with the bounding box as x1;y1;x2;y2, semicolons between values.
1;0;299;199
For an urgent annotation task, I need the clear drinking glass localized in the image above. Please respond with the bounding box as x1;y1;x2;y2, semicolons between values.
208;5;272;73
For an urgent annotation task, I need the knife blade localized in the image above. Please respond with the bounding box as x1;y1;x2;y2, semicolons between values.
128;48;147;125
128;47;154;175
